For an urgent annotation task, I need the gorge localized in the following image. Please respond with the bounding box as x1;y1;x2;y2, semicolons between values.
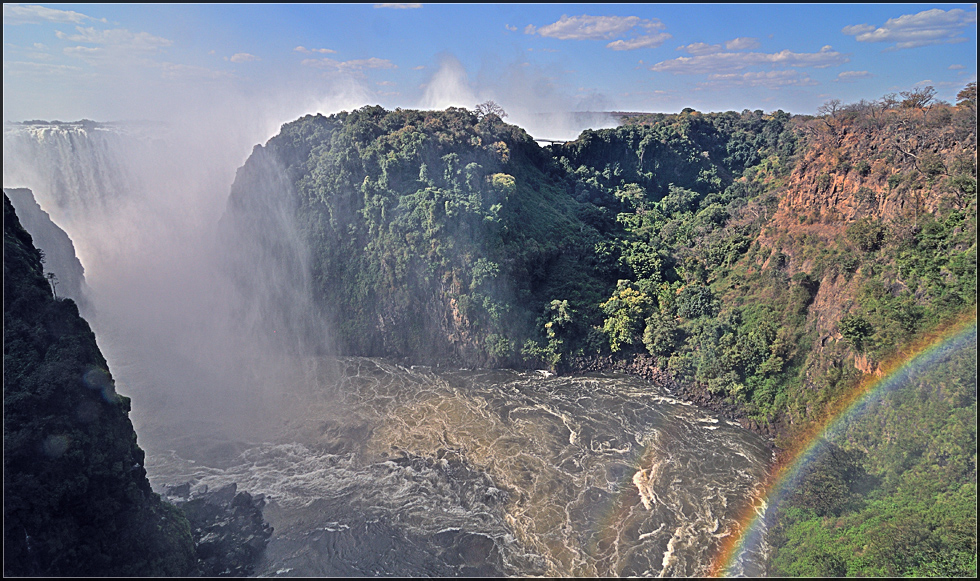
3;89;976;577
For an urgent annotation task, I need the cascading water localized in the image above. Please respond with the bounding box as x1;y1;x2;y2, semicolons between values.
4;120;774;577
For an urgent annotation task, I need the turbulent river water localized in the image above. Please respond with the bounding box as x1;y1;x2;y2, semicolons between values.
138;357;772;577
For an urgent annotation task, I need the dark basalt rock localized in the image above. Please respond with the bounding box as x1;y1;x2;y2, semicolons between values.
164;482;274;577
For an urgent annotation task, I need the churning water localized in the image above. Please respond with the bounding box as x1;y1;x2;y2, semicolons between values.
140;357;772;577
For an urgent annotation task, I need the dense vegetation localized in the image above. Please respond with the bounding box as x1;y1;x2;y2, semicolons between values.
3;193;198;576
769;334;976;576
224;105;612;365
223;84;976;577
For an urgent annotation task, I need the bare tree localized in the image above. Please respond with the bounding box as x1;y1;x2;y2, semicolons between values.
475;100;507;120
900;86;936;109
956;81;977;114
45;272;59;299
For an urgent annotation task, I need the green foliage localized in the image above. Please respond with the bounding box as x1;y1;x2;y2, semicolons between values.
230;107;612;365
600;282;654;352
846;217;887;252
839;314;874;352
769;340;977;577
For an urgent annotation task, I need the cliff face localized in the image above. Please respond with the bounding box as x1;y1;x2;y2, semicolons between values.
752;102;976;386
4;187;90;310
765;103;974;253
3;193;197;576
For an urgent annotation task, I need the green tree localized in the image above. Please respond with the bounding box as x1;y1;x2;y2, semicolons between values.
600;281;654;352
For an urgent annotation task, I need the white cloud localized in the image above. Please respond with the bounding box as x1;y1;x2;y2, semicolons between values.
842;8;977;49
301;57;396;72
2;60;83;75
294;46;336;54
505;24;517;32
948;64;964;70
56;27;172;52
528;14;665;41
229;53;258;63
725;37;760;50
677;37;759;56
607;33;672;51
374;3;422;8
835;70;873;82
651;45;848;74
63;46;101;57
705;70;817;88
3;4;104;25
677;42;723;55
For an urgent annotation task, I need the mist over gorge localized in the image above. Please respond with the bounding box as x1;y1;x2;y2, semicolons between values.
4;77;976;576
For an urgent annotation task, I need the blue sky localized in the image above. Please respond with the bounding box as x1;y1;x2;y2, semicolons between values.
3;3;977;131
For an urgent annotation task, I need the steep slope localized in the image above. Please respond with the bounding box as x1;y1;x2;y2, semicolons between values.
3;193;197;576
4;187;90;310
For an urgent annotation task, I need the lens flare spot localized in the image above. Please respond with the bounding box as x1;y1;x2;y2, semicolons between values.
43;434;70;457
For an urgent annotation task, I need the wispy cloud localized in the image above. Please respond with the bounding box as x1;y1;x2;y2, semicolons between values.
705;70;817;88
835;70;872;82
158;61;234;80
677;42;722;56
2;60;83;75
607;33;672;51
301;57;396;72
651;45;848;74
294;46;336;54
3;4;105;25
842;8;977;50
56;27;172;52
526;14;671;50
677;37;760;56
725;37;760;50
528;14;664;40
948;64;964;70
228;53;258;63
374;3;421;9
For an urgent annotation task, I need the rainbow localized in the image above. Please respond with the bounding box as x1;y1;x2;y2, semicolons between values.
709;308;978;577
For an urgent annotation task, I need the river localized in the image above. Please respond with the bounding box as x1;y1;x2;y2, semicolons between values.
138;357;772;577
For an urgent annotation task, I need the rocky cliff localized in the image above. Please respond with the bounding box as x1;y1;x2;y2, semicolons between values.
3;193;198;576
4;187;90;310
